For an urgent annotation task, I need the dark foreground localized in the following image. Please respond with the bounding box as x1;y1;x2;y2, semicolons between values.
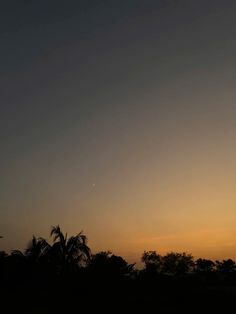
1;228;236;313
2;273;236;313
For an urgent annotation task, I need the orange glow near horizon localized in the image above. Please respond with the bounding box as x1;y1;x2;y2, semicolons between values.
1;123;236;264
1;1;236;267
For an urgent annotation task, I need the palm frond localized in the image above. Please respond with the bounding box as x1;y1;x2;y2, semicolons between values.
11;250;25;257
50;225;61;242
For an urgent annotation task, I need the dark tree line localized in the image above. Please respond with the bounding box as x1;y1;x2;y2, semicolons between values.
141;250;236;275
1;226;236;313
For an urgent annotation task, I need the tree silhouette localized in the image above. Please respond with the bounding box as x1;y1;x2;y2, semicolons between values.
215;259;236;273
195;258;215;273
49;225;91;274
0;251;7;259
142;251;163;274
25;236;51;263
162;252;194;276
90;251;134;279
2;224;236;313
10;249;25;259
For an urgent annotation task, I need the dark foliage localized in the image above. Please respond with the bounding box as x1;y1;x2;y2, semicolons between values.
1;226;236;313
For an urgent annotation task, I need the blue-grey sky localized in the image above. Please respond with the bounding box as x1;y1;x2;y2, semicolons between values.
1;0;236;263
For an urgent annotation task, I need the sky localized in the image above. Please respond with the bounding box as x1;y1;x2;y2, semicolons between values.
1;0;236;264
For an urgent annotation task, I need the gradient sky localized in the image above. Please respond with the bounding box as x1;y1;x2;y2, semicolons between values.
1;0;236;264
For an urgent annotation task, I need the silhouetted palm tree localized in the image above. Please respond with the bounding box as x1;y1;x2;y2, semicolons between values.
25;236;51;263
11;249;25;259
49;225;91;273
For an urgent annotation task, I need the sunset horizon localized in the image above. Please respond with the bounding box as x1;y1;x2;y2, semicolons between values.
1;0;236;269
